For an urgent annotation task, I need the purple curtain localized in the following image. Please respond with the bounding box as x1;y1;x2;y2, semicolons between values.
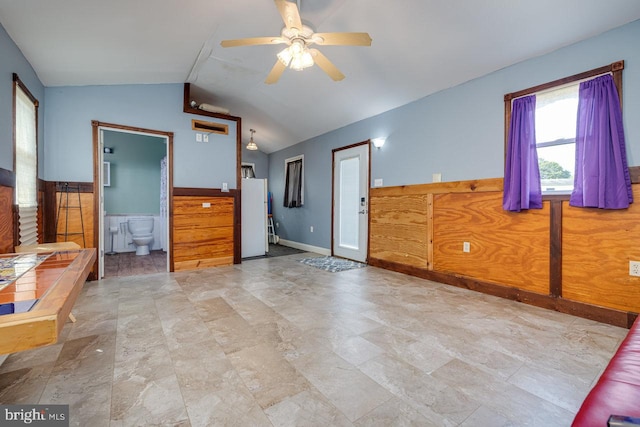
570;75;633;209
503;95;542;212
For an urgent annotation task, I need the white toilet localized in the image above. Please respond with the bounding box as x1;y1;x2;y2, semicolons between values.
128;218;154;256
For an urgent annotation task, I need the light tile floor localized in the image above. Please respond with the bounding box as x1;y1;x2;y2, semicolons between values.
0;252;628;426
104;250;168;277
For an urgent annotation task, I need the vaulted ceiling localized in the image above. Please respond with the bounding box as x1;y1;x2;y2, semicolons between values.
2;0;640;153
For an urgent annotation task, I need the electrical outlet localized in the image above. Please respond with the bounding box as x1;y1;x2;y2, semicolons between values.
310;226;314;232
463;242;470;253
196;133;202;142
630;261;640;277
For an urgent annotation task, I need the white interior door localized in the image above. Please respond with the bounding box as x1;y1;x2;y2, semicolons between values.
333;144;369;262
98;129;105;279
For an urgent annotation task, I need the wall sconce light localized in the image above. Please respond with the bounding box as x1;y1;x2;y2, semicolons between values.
104;147;113;154
372;138;386;149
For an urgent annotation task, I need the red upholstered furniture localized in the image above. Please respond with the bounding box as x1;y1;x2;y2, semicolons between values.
573;318;640;426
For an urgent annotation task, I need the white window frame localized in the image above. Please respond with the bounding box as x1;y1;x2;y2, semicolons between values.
241;162;256;179
14;74;39;247
284;155;304;206
534;82;580;195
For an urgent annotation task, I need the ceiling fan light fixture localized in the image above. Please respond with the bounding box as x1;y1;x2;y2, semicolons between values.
290;49;314;71
290;39;304;55
277;47;293;66
221;0;372;84
247;129;258;151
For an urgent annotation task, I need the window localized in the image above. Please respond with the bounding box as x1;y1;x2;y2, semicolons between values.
504;61;624;199
13;74;39;246
535;84;578;194
241;163;256;179
284;155;303;207
103;161;111;186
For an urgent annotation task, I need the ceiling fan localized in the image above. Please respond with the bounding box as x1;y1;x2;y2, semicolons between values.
220;0;372;84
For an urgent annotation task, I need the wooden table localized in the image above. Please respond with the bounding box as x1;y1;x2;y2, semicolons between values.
0;248;96;355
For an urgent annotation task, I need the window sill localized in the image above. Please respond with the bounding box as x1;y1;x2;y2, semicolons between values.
542;193;571;202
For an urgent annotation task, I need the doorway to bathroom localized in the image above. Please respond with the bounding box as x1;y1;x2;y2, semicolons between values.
93;121;173;279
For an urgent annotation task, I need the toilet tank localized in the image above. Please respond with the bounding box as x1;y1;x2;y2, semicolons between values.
127;217;154;235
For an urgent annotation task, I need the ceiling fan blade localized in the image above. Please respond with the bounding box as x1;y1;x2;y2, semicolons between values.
313;32;372;46
265;60;287;84
310;49;345;81
221;37;285;48
275;0;302;30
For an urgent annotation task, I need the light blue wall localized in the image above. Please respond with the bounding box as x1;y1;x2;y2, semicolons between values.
269;19;640;250
242;146;269;179
103;131;166;214
0;23;45;175
44;84;237;188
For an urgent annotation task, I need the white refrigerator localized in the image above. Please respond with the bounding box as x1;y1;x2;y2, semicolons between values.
241;178;268;258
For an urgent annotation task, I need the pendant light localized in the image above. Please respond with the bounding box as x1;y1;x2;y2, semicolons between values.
247;129;258;151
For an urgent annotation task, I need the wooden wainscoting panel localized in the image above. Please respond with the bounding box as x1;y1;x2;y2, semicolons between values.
173;196;234;271
369;192;429;267
562;187;640;313
371;178;503;197
0;186;14;253
55;192;94;249
433;191;550;294
37;190;45;244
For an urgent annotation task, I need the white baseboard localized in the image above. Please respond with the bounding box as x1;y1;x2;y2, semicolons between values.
278;239;331;256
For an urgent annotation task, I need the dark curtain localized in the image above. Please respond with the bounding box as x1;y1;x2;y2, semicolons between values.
570;74;633;209
503;95;543;212
283;159;303;208
241;165;255;179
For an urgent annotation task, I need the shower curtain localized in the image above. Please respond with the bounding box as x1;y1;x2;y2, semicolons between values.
160;156;168;251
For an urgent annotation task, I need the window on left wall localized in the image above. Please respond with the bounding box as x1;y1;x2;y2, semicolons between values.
14;74;39;246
